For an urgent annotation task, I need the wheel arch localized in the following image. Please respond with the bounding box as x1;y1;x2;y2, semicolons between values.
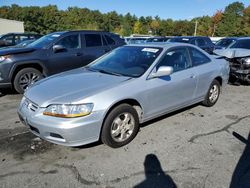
10;62;47;84
99;98;144;139
214;76;223;86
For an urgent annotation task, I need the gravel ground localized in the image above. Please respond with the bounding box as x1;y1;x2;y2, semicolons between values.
0;85;249;188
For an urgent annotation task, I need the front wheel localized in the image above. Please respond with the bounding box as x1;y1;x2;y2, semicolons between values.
101;104;140;148
202;80;220;107
13;68;43;94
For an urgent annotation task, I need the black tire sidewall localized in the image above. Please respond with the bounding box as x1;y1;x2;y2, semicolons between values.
101;104;140;148
204;80;221;107
13;68;42;94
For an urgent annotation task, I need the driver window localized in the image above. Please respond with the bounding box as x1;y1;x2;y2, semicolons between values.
156;48;191;72
56;34;80;49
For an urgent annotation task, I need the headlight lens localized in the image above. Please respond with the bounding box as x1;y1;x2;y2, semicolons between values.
43;103;94;118
243;57;250;66
0;55;10;63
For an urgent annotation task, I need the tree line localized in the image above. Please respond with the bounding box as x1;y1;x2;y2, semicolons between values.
0;1;249;37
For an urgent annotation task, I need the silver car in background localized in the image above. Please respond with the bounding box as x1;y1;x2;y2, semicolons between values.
18;43;229;148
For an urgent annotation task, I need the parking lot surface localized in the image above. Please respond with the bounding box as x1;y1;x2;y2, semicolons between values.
0;85;249;188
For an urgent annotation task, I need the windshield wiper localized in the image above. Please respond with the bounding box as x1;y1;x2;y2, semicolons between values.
98;69;123;76
86;67;133;77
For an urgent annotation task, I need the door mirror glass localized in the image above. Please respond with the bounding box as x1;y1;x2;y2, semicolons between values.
150;66;173;78
53;45;66;53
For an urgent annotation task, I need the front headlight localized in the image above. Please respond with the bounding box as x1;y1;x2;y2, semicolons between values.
0;55;10;63
43;103;94;118
243;57;250;66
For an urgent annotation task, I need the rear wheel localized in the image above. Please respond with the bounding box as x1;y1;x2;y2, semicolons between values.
13;68;43;94
202;80;220;107
101;104;140;148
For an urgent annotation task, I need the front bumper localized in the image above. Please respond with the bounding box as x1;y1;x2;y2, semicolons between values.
17;99;105;147
230;67;250;83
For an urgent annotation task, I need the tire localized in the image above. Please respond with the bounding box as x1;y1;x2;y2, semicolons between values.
13;68;43;94
101;104;140;148
202;80;220;107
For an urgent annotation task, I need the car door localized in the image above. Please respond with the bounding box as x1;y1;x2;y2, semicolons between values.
188;47;214;99
144;47;198;118
80;33;111;65
47;33;84;75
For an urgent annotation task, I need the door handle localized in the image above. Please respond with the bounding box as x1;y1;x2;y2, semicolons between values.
75;52;83;56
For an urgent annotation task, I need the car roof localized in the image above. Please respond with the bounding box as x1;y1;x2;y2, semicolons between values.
126;42;197;49
54;30;112;34
236;37;250;41
3;32;41;35
221;37;238;40
172;36;209;39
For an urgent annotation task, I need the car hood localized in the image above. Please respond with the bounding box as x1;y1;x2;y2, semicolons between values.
25;68;131;107
0;47;36;56
214;48;250;58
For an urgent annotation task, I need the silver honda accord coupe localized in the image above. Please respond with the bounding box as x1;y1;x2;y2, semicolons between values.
18;43;229;148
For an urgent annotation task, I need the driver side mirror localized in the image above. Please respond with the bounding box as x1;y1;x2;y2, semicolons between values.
149;66;173;79
52;45;66;53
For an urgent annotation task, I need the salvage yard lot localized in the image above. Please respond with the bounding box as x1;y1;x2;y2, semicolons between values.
0;85;249;188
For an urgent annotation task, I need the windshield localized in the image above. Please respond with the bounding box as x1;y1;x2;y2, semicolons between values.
216;38;236;48
15;40;35;48
27;33;62;48
88;46;163;77
229;39;250;49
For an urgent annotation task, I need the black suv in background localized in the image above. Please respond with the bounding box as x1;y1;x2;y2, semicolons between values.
0;30;125;93
0;33;42;48
169;36;215;54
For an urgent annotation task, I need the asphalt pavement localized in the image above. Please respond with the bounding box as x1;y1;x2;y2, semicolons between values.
0;85;249;188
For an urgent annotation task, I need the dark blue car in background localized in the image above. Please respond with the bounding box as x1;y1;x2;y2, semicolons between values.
169;36;215;54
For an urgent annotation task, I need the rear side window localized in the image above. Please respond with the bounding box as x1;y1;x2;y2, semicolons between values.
85;34;102;47
56;34;80;49
195;39;206;46
16;35;29;42
105;35;116;45
30;35;39;39
189;47;211;66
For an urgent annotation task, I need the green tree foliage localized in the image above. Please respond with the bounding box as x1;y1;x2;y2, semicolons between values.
0;2;249;37
216;2;245;36
240;5;250;35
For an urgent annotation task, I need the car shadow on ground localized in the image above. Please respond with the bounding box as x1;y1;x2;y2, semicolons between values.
75;104;201;149
0;88;18;97
134;154;176;188
141;103;200;128
230;131;250;188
